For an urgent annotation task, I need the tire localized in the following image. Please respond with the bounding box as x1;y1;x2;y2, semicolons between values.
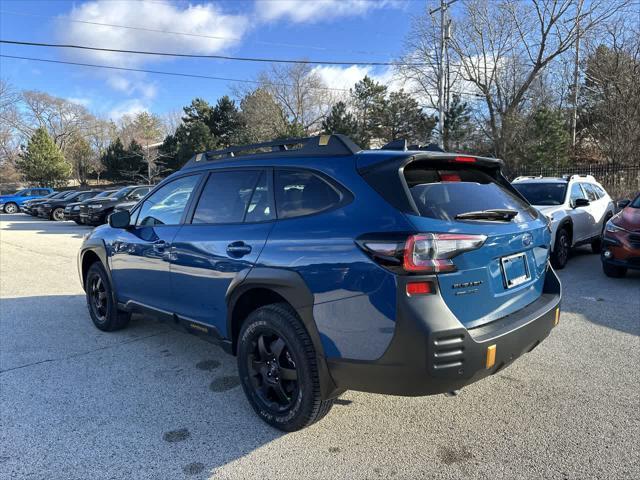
51;207;65;221
551;228;570;269
602;262;627;278
3;202;18;214
237;303;334;432
85;262;131;331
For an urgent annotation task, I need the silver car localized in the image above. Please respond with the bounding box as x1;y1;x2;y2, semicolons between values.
512;175;615;269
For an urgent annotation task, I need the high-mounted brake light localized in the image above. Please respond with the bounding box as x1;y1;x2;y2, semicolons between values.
453;156;476;163
403;233;487;273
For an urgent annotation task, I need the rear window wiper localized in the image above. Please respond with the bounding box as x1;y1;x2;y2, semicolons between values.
455;209;519;221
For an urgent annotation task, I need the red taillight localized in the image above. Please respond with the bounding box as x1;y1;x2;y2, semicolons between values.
406;281;434;296
403;233;487;273
453;156;476;163
440;173;461;182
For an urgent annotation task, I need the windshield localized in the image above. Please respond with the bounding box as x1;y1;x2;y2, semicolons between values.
631;194;640;208
112;187;134;199
93;190;116;199
513;183;567;206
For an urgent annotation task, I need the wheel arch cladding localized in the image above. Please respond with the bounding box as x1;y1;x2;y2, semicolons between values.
226;267;342;399
79;241;111;290
559;218;573;243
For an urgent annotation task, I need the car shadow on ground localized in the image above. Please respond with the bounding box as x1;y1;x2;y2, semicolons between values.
0;213;94;238
0;294;285;479
556;246;640;336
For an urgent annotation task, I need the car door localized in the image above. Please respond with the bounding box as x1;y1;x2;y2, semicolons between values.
170;169;275;335
109;174;202;312
568;183;591;242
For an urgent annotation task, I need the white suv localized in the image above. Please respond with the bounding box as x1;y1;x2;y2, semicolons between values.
512;175;615;269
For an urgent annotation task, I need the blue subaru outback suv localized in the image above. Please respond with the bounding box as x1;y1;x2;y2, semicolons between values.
78;135;561;431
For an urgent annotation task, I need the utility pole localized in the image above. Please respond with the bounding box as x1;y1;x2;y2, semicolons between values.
430;0;457;149
571;0;584;152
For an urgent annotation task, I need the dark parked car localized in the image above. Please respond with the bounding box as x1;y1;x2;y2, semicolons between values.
601;194;640;277
38;190;102;221
64;190;118;224
80;185;152;225
25;191;78;216
78;135;561;431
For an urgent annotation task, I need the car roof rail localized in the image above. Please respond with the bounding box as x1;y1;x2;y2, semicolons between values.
182;134;361;169
568;174;596;182
513;175;543;181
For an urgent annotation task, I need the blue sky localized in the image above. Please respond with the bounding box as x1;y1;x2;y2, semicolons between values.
0;0;424;120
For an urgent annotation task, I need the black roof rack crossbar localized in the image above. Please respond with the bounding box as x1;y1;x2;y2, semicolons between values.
182;134;361;169
379;138;445;153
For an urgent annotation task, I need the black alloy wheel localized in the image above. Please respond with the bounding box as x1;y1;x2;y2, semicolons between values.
85;262;131;331
237;303;334;431
89;273;109;325
248;331;299;413
552;228;570;269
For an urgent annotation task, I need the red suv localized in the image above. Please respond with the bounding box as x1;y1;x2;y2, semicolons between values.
601;193;640;277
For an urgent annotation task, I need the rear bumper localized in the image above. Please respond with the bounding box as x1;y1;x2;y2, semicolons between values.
327;266;561;396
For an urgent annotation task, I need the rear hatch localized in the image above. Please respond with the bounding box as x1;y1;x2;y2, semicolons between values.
360;154;551;328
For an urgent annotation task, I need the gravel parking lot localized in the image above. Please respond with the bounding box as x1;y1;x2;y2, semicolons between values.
1;213;639;480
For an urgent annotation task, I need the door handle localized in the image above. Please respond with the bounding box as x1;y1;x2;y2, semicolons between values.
153;240;168;252
227;241;252;257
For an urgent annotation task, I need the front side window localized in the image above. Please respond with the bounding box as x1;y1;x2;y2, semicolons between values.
275;169;341;219
136;175;200;226
192;170;267;224
570;183;587;202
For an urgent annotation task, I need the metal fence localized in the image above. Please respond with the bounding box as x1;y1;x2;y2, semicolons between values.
509;164;640;199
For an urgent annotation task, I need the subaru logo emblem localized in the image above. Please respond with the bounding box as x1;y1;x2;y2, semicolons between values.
522;233;533;247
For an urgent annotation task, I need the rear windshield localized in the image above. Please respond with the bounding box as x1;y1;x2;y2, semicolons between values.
404;165;536;222
512;182;567;206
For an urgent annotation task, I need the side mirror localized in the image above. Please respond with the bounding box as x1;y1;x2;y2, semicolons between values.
574;198;590;208
108;209;131;229
617;199;630;209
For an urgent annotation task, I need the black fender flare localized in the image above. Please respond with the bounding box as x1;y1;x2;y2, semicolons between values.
78;239;115;301
556;217;573;244
226;267;342;399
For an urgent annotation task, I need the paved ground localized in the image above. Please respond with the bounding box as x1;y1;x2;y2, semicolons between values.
0;213;638;480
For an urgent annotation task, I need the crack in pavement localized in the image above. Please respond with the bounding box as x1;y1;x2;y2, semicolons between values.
0;329;171;374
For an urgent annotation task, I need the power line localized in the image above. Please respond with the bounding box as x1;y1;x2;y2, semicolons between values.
0;54;350;91
0;53;484;99
0;9;398;58
0;39;439;67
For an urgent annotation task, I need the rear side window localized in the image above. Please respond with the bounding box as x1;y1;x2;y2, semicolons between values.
404;165;536;222
275;169;341;219
192;170;264;224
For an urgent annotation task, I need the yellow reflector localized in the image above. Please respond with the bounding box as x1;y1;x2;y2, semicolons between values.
486;344;496;369
554;308;560;326
319;135;330;146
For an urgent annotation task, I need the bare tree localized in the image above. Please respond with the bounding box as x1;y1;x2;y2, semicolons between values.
258;63;335;134
447;0;630;160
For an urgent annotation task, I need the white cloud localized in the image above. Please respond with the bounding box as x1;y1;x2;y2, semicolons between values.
257;0;404;23
57;1;248;67
107;99;148;121
312;65;407;93
67;97;92;107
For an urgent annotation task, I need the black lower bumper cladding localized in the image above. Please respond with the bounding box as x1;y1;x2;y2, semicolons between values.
327;266;561;396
